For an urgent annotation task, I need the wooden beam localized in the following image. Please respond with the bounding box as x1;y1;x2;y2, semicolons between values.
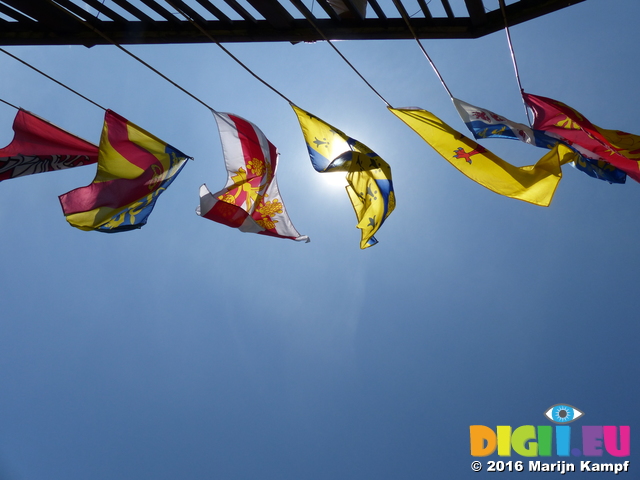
314;0;342;21
440;0;455;19
0;0;588;46
417;0;432;19
109;0;156;22
137;0;181;23
464;0;486;25
368;0;387;20
245;0;294;28
78;0;128;22
221;0;257;23
193;0;233;24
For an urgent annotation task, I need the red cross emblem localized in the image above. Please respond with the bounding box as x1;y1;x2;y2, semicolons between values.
453;145;487;164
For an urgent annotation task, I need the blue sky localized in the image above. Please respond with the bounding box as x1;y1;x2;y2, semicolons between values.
0;0;638;478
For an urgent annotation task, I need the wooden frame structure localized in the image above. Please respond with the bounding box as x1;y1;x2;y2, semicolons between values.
0;0;585;46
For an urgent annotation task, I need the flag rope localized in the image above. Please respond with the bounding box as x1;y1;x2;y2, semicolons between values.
498;0;532;126
389;0;454;100
46;0;216;113
288;0;392;108
165;0;297;107
0;97;19;110
0;48;107;111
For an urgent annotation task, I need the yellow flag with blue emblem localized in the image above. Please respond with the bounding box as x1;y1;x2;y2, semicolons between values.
292;104;394;249
389;107;579;207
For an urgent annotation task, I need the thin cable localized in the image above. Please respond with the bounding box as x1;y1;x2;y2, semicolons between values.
165;0;296;106
0;98;19;110
0;48;107;111
46;0;216;112
390;0;453;100
499;0;531;126
289;0;391;107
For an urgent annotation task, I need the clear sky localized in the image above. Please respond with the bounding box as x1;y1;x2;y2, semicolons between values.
0;0;638;478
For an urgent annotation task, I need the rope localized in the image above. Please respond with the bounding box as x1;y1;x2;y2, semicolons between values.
165;0;296;106
498;0;531;126
390;0;453;100
288;0;392;107
46;0;216;113
0;98;19;110
0;48;107;111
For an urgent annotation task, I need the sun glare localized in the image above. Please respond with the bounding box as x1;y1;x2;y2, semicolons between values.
320;172;348;188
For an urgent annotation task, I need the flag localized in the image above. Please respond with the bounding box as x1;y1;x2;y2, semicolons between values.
453;97;558;148
0;108;98;182
524;92;640;183
292;104;395;249
389;106;579;207
59;110;189;233
454;97;626;184
197;111;308;242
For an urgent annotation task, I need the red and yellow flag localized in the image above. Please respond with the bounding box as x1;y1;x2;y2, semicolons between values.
59;110;189;232
524;92;640;183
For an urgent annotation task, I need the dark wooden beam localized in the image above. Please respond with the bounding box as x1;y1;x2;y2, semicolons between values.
221;0;258;23
368;0;387;20
464;0;486;26
194;0;233;24
314;0;343;21
75;0;128;22
417;0;432;19
440;0;455;19
109;0;156;22
2;0;83;29
245;0;294;28
0;0;588;46
137;0;181;23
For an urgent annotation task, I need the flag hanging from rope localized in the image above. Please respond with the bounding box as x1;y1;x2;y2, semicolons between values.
0;109;98;182
523;92;640;183
197;111;308;242
292;104;395;249
453;97;626;184
389;106;578;207
453;97;558;148
59;110;189;232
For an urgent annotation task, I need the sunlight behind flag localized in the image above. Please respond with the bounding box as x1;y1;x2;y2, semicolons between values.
292;104;395;249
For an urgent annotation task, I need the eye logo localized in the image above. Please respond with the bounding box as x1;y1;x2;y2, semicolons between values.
544;404;584;424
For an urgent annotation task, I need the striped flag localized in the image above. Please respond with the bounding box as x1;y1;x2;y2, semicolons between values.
59;110;189;232
197;111;308;242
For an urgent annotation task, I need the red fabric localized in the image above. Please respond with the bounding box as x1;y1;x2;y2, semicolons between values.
0;109;98;181
524;93;640;183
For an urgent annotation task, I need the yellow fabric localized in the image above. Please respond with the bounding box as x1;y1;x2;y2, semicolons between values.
389;107;578;207
93;122;144;182
293;105;395;248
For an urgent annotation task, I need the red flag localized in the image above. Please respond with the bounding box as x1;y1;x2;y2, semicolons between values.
0;109;98;181
524;93;640;183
